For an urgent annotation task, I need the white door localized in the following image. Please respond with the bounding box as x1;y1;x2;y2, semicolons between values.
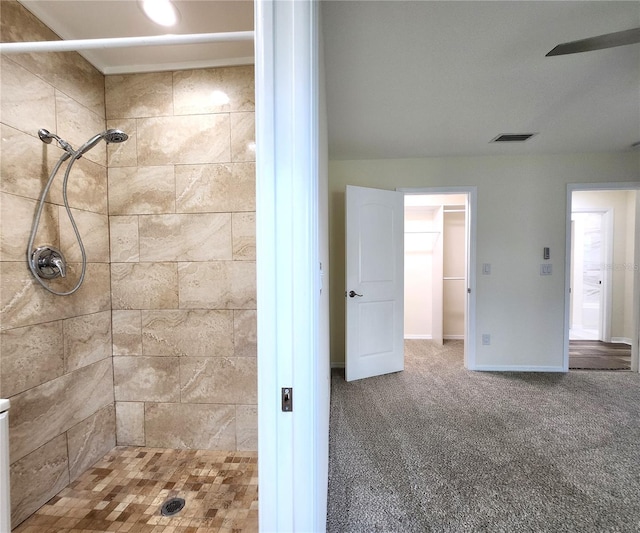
345;185;404;382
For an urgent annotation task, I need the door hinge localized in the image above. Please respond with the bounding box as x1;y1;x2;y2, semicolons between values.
282;387;293;412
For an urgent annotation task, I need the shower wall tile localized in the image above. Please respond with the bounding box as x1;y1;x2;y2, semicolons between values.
113;356;180;402
107;118;137;167
145;403;236;450
0;192;59;262
0;56;56;136
0;124;61;202
111;262;179;309
230;112;256;162
1;262;111;330
175;162;255;213
109;216;140;263
137;114;230;166
178;261;256;309
67;403;116;481
115;401;145;446
173;66;255;115
1;3;116;524
141;310;234;357
55;91;106;167
138;213;232;262
59;209;110;263
9;434;69;528
9;358;114;463
0;321;64;398
236;405;258;451
234;310;258;358
105;72;173;119
108;166;175;215
112;310;142;355
232;212;256;261
63;311;112;373
180;357;257;404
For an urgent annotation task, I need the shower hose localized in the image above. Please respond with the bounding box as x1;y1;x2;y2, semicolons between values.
27;150;88;296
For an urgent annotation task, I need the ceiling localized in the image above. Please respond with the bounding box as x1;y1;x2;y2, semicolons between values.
15;0;640;159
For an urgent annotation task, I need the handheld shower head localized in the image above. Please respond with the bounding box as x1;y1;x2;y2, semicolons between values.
77;129;129;156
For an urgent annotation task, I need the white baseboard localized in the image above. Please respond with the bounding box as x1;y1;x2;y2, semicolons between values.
444;335;464;340
472;364;565;373
611;337;632;346
404;334;432;340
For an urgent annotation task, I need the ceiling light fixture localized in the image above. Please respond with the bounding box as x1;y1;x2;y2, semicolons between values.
141;0;180;27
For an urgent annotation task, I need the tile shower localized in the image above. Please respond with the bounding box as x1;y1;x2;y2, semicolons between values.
0;0;257;528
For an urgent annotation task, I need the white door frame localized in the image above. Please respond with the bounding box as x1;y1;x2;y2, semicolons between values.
570;207;614;342
564;182;640;373
255;1;326;531
398;186;478;369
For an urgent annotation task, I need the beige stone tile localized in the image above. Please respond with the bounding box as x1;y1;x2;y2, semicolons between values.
230;112;256;162
115;401;145;446
0;56;56;136
109;216;139;262
0;124;63;203
113;356;180;402
234;310;257;358
10;434;69;528
55;91;106;167
105;72;173;119
67;403;116;481
1;1;105;117
59;208;109;263
49;156;109;214
141;309;234;357
107;119;137;167
139;213;232;262
173;66;255;115
178;261;256;309
1;192;59;262
175;162;255;213
145;403;236;450
112;310;142;355
232;212;256;261
63;311;112;373
0;321;64;398
9;358;114;463
111;263;178;309
236;405;258;451
1;262;111;330
108;166;175;215
180;357;257;404
137;114;230;166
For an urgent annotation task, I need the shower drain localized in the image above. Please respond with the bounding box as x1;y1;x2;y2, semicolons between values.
160;497;186;516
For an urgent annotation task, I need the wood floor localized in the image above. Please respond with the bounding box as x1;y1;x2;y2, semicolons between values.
569;340;631;370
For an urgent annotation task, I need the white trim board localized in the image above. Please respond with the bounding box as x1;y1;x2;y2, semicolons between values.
475;365;565;372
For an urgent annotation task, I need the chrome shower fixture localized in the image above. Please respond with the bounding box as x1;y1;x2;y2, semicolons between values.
29;127;129;295
38;128;74;154
38;128;128;157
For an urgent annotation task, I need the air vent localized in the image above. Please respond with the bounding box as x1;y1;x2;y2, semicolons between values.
490;133;537;143
631;141;640;150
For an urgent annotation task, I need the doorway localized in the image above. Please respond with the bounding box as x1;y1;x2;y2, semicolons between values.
400;187;477;369
565;185;640;372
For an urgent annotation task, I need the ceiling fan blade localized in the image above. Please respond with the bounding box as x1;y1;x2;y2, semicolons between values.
546;27;640;56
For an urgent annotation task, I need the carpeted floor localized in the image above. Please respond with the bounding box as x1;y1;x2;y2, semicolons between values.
569;340;631;370
327;340;640;532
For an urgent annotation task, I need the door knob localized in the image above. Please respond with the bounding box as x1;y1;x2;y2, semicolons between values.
348;290;363;298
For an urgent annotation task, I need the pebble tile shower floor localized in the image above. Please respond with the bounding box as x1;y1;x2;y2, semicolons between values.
14;447;258;533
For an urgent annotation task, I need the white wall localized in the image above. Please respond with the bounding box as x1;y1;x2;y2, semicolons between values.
329;152;640;370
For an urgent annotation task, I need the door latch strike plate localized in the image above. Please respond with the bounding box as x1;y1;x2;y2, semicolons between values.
282;387;293;412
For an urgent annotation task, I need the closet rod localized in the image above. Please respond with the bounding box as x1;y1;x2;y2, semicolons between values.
0;31;254;54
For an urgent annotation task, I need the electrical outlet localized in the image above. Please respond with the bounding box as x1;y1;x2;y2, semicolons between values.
482;334;491;346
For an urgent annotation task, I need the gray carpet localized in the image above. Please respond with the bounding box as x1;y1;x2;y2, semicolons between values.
327;340;640;532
